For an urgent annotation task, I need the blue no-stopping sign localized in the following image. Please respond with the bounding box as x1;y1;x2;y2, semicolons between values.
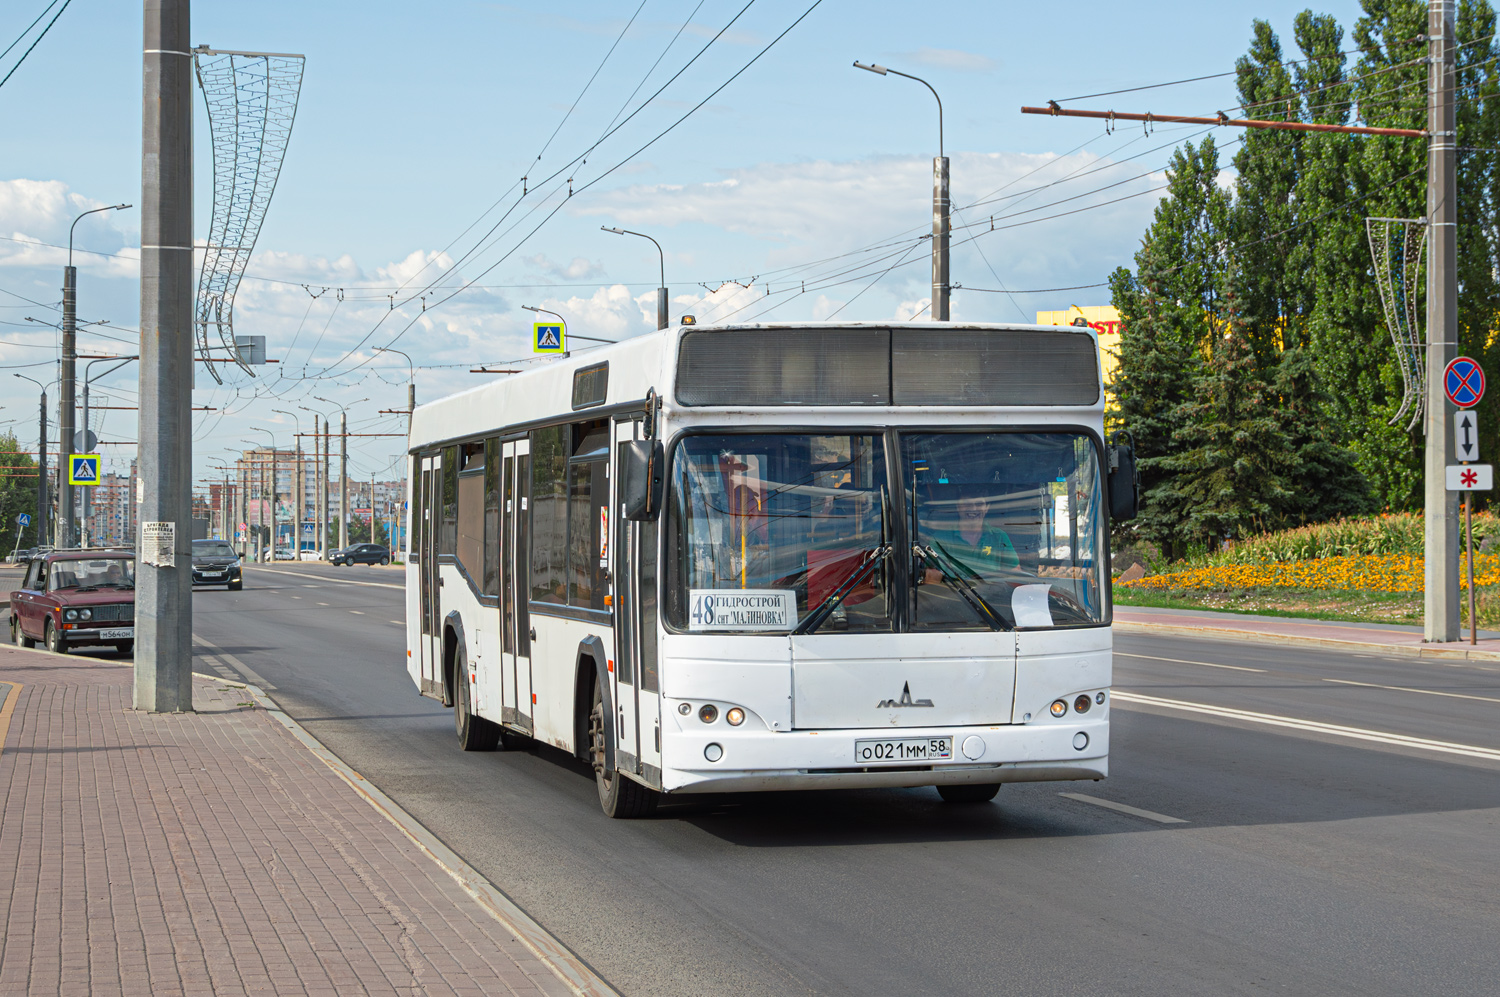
1445;356;1486;409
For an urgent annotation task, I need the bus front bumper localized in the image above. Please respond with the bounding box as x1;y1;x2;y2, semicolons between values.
658;717;1108;794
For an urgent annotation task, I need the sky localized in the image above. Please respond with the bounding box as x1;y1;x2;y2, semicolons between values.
0;0;1374;489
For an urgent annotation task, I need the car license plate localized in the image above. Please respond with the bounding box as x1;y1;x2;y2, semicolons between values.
202;571;223;577
854;736;952;764
99;628;133;640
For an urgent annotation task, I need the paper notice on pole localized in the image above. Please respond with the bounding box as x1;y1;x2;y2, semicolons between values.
141;522;175;567
136;477;144;504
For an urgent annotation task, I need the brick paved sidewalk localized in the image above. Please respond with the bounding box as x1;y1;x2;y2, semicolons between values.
0;647;588;997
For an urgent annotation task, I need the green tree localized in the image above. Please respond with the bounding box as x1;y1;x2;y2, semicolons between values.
0;431;39;553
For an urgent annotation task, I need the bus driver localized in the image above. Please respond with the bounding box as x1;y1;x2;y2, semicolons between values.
923;493;1019;583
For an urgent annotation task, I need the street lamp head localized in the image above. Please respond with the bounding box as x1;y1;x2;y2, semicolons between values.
601;226;627;235
853;61;888;75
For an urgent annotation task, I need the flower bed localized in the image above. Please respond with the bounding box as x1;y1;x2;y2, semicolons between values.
1122;553;1500;593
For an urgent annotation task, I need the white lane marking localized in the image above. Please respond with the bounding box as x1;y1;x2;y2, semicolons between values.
1059;792;1187;824
1322;677;1500;704
316;602;329;606
350;610;365;615
192;634;276;691
1113;690;1500;762
1114;652;1266;673
245;565;404;591
389;620;403;625
290;595;301;600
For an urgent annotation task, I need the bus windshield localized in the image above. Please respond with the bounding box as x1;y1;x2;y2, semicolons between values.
905;432;1105;630
665;430;1106;633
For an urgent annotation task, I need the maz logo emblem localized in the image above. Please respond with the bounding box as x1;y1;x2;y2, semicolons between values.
877;682;934;709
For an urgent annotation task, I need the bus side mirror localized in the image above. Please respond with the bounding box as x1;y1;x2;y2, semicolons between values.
1108;438;1139;522
620;439;664;521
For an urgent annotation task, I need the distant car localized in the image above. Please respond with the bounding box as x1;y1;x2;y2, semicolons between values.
328;543;391;566
191;540;243;590
259;546;296;562
14;547;39;565
298;549;322;561
9;549;136;655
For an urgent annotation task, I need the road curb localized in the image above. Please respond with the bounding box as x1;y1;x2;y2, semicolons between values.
1116;620;1500;662
238;681;619;997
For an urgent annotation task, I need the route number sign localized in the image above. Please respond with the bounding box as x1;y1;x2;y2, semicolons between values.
1444;357;1485;409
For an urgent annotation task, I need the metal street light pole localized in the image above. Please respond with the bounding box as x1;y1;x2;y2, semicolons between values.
521;305;616;347
272;409;303;554
59;203;131;549
79;355;138;547
250;427;279;558
854;60;948;321
13;373;53;546
601;226;669;329
314;396;366;552
374;346;416;420
297;403;329;555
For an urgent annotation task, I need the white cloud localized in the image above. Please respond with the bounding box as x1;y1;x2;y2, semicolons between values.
889;47;996;72
0;178;135;275
522;253;605;281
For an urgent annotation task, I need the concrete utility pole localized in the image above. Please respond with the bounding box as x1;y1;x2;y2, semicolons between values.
136;0;194;712
58;265;75;547
322;417;330;552
854;61;948;320
340;412;348;550
1426;0;1460;642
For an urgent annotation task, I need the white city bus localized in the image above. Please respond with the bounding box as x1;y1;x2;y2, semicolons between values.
404;321;1137;817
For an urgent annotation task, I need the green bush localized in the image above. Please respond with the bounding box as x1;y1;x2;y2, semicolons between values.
1181;512;1500;567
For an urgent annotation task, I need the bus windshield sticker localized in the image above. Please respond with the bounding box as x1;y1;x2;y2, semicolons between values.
1011;583;1053;628
688;589;797;632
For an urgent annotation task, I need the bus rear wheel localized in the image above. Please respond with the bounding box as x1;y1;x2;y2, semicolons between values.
453;644;500;751
937;783;1001;804
590;675;658;819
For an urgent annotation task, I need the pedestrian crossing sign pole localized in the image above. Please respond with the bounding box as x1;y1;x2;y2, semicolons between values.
533;322;565;353
67;454;100;487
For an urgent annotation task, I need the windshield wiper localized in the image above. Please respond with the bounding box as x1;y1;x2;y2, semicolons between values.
73;585;100;593
794;543;891;635
914;542;1009;631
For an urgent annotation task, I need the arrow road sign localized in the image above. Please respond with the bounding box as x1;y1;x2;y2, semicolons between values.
1446;464;1493;491
1445;356;1486;409
1456;410;1481;462
67;454;100;486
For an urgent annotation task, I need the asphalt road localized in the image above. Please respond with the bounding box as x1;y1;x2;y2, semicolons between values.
11;561;1500;995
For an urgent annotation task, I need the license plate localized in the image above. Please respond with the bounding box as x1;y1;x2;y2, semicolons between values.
854;736;952;764
99;628;133;640
201;571;223;577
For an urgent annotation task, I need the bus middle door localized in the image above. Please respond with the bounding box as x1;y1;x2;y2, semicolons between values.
419;454;442;696
611;421;643;774
500;438;533;733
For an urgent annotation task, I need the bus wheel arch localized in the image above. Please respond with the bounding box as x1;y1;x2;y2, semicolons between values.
441;610;466;708
573;635;609;764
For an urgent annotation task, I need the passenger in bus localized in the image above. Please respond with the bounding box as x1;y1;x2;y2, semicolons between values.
922;493;1019;583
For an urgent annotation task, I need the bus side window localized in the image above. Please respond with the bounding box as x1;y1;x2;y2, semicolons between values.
409;454;421;561
483;437;500;597
530;426;568;604
441;446;459;557
456;443;485;586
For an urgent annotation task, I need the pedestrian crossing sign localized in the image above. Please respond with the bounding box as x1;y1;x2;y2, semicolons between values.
68;454;100;486
534;322;565;353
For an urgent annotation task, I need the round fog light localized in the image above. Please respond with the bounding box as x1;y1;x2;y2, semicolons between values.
1095;691;1106;705
961;735;986;760
1049;699;1068;718
698;704;719;723
678;703;692;715
1073;732;1089;751
1074;694;1091;714
726;707;745;726
704;742;723;762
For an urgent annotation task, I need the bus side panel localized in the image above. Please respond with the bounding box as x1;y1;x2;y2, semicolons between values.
528;612;613;755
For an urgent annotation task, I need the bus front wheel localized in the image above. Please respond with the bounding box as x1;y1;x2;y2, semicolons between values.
937;783;1001;804
590;675;659;819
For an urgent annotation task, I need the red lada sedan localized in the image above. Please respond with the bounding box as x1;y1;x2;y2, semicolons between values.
10;549;136;656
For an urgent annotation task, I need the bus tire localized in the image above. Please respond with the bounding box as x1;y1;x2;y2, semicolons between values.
591;675;658;819
936;783;1001;804
453;644;500;751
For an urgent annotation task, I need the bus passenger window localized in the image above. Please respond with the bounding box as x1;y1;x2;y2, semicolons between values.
483;437;500;596
441;446;459;557
530;426;568;604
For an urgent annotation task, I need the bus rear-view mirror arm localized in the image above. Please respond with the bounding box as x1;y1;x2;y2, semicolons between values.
1108;432;1139;522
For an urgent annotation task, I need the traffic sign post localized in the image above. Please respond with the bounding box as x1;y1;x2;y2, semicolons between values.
533;322;565;353
1447;459;1492;646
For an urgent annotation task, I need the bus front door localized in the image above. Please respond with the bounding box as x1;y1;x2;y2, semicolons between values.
419;454;442;696
612;422;642;774
500;438;533;733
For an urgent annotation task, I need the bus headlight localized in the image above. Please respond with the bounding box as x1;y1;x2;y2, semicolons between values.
678;703;692;716
698;704;718;724
1074;694;1091;714
726;707;745;726
1049;699;1068;717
